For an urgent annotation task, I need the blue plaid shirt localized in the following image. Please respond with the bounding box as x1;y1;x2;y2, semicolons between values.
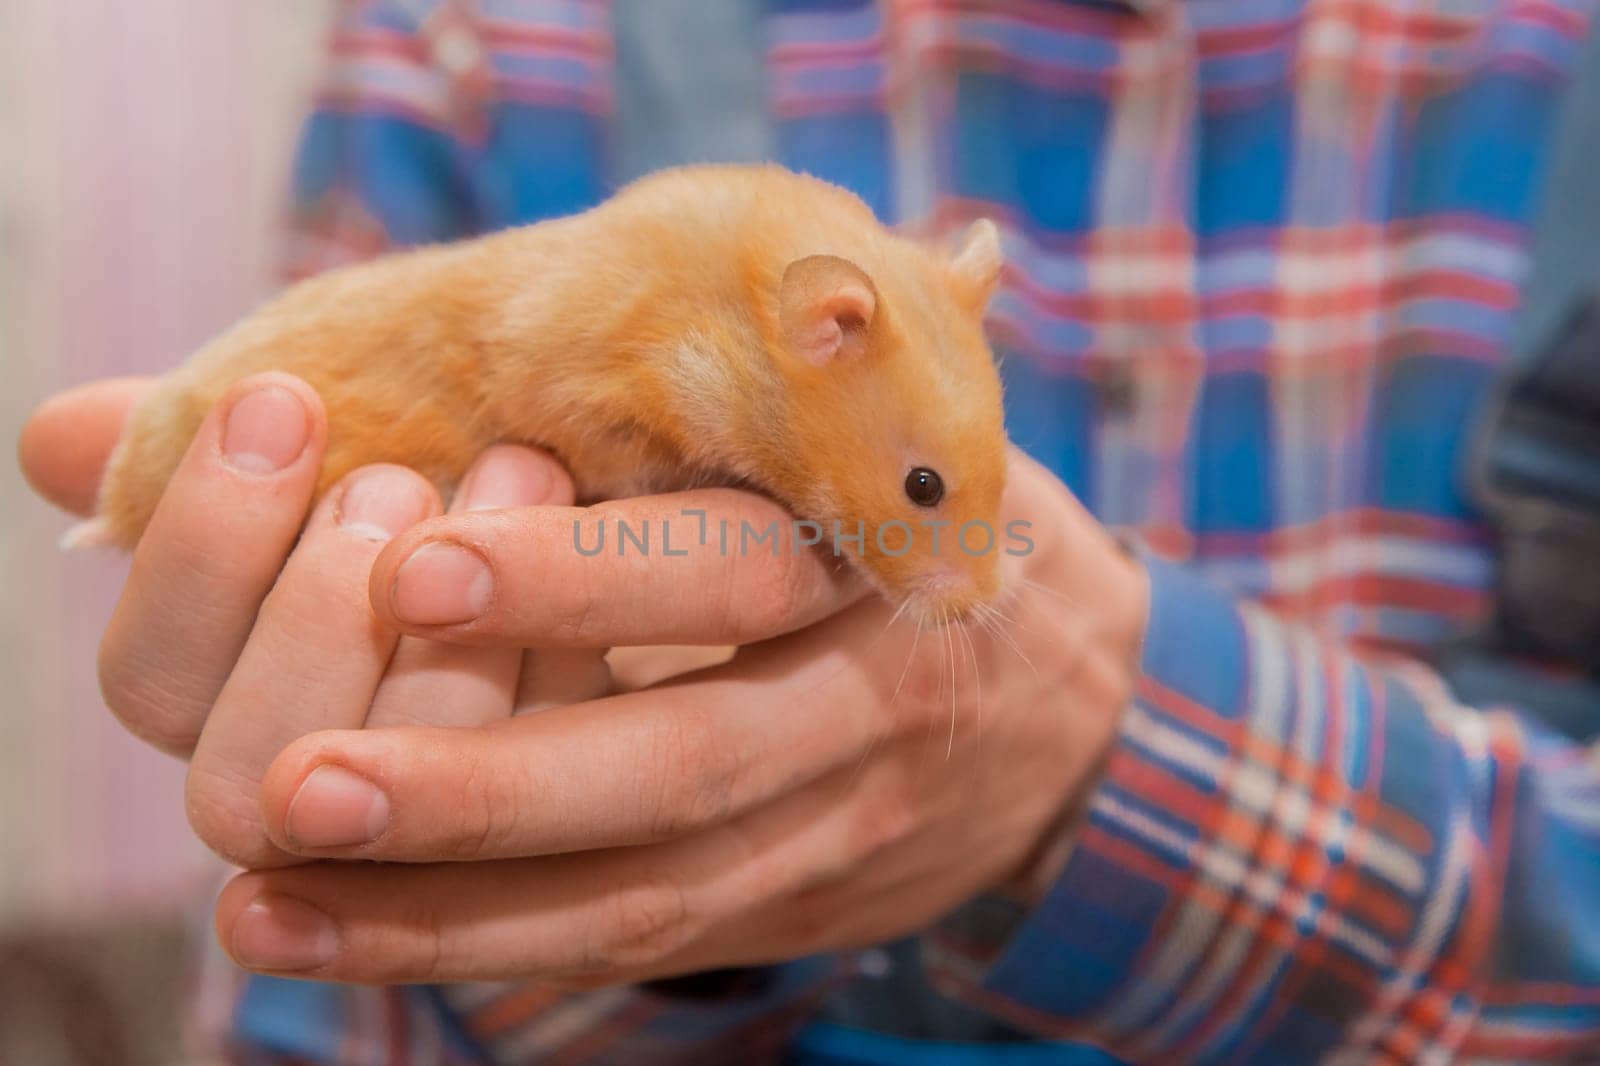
208;0;1600;1062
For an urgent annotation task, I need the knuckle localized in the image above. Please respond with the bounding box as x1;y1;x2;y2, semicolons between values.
549;560;602;644
642;706;735;839
341;894;452;985
733;547;809;641
848;778;919;859
184;766;274;867
887;657;947;729
447;749;529;860
97;641;202;754
585;878;695;972
782;888;840;949
164;526;260;587
386;899;451;983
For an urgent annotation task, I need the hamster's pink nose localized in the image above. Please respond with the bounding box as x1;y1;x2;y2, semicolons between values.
913;567;984;624
921;567;973;594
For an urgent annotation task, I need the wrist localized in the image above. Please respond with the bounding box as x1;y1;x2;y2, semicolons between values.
1004;471;1149;901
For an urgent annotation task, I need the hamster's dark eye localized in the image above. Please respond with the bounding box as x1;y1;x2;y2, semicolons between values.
904;467;944;507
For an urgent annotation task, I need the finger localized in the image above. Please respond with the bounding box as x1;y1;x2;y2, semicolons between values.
367;445;576;729
96;373;328;754
217;755;913;984
369;488;868;649
259;600;912;862
17;377;154;516
186;464;439;868
512;647;613;714
608;645;735;692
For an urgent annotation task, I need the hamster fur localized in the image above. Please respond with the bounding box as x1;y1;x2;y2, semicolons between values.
90;165;1009;624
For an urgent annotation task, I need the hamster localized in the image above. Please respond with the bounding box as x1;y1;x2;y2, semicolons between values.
88;165;1009;624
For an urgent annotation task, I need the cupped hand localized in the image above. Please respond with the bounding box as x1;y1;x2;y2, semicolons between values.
18;374;608;868
219;451;1148;985
17;375;868;872
20;376;1149;987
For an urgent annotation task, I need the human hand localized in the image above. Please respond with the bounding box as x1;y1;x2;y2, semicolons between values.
18;373;607;869
21;376;1148;983
207;448;1148;984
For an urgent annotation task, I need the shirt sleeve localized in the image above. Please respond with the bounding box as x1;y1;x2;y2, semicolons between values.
948;558;1600;1063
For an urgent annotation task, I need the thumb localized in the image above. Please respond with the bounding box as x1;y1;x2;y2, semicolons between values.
17;377;154;517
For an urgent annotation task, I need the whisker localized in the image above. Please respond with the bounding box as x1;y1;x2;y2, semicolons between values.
890;614;922;706
985;599;1024;633
975;606;1036;679
886;596;912;632
968;600;1024;658
945;610;959;760
960;616;982;710
844;599;918;794
823;595;942;806
915;607;947;779
953;616;981;760
1022;577;1082;611
961;616;990;790
980;594;1037;641
857;596;912;661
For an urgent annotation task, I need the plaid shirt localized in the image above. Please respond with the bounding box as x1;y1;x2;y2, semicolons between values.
205;0;1600;1062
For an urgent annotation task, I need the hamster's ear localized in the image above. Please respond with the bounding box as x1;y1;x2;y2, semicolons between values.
948;219;1002;310
779;254;878;366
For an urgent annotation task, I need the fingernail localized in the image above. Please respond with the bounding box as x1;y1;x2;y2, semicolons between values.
459;446;554;511
285;765;390;848
230;895;339;972
338;468;430;542
391;542;493;625
222;385;310;475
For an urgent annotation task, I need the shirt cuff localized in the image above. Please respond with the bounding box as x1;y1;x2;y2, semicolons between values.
981;558;1238;1020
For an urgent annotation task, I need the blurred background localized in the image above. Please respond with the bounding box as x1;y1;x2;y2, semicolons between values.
0;2;333;1061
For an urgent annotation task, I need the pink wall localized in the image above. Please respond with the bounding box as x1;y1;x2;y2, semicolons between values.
1;1;332;919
